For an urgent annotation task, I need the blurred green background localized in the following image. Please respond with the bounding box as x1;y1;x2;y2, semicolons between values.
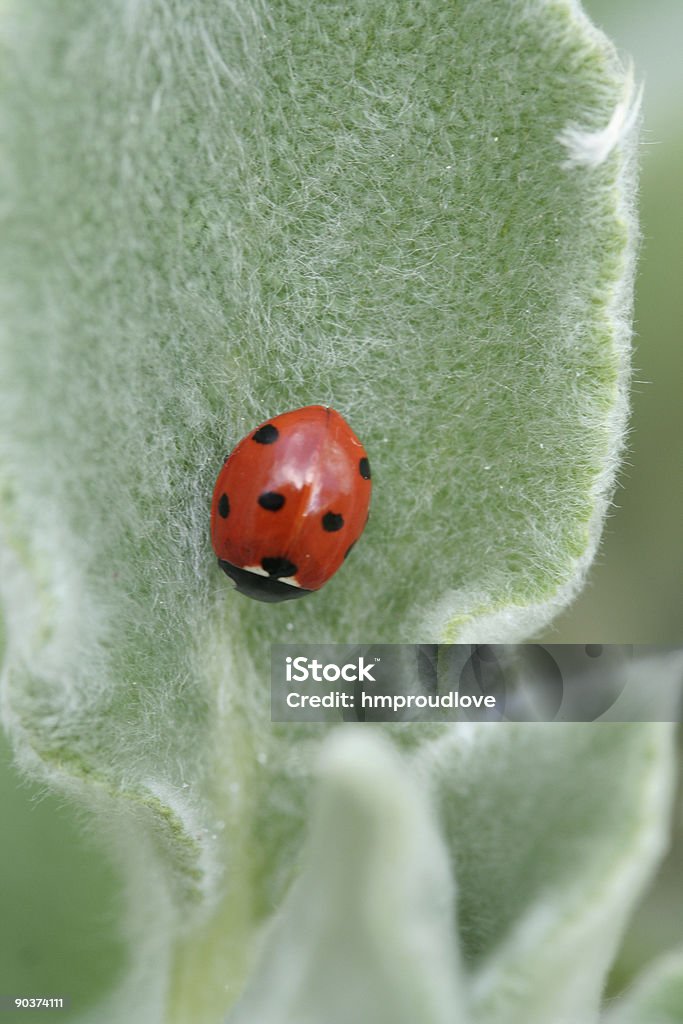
0;731;126;1023
548;0;683;988
541;0;683;644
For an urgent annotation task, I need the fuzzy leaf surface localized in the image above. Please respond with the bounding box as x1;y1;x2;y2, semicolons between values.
604;949;683;1024
226;730;466;1024
417;720;677;1024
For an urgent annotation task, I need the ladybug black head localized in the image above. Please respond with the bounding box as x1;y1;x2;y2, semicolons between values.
217;559;312;603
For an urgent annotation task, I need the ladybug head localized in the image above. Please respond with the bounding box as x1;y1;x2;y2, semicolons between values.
217;559;312;603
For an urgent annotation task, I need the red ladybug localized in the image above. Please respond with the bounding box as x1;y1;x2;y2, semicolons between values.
210;406;372;602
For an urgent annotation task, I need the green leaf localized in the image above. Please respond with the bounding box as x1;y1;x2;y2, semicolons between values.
1;1;640;658
604;948;683;1024
416;721;677;1024
226;729;467;1024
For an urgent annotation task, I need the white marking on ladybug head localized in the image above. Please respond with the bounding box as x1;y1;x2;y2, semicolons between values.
242;564;303;588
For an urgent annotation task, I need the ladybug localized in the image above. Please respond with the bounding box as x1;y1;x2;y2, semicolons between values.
210;405;372;602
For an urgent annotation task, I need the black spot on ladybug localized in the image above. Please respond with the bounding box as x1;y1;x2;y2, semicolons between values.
253;424;279;444
218;493;230;518
359;457;371;480
262;556;298;578
322;512;344;532
258;491;285;511
344;541;356;560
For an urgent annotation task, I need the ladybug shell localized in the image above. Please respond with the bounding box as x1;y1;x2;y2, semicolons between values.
211;406;372;602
